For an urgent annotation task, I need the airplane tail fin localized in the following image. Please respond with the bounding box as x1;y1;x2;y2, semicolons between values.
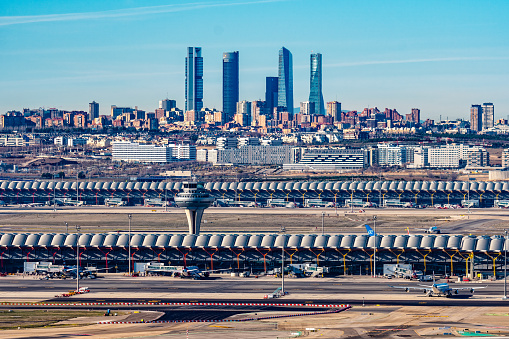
432;271;436;284
365;224;375;236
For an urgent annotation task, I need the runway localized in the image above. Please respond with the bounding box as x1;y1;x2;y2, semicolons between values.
0;275;507;309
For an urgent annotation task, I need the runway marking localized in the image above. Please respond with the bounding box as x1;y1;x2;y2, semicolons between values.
97;305;352;324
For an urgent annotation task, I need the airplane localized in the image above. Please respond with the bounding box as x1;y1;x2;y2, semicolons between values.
389;274;487;297
145;264;229;279
365;224;376;236
38;265;108;280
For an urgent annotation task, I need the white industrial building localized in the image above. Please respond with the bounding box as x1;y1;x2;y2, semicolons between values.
112;141;173;163
206;145;293;165
283;148;366;171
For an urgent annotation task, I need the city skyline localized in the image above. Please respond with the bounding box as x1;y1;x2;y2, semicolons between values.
1;0;508;119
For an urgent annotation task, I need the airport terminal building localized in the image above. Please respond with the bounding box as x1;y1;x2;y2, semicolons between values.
1;180;509;207
0;232;507;278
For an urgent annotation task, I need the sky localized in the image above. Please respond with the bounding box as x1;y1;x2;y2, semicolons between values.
1;0;508;121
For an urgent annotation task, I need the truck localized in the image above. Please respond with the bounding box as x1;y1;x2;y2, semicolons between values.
305;199;334;208
345;199;377;208
105;198;125;207
144;198;168;207
494;200;509;208
62;199;84;206
384;199;413;208
461;199;479;208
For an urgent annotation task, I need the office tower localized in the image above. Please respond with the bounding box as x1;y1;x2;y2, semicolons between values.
481;102;494;130
265;76;278;115
89;101;99;121
277;47;293;112
470;105;482;132
159;99;176;111
222;51;239;122
327;101;341;123
185;47;203;112
309;53;324;115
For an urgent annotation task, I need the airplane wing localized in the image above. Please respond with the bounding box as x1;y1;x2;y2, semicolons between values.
389;285;432;292
450;285;488;291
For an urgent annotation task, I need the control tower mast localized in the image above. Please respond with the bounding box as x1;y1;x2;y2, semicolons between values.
174;182;214;234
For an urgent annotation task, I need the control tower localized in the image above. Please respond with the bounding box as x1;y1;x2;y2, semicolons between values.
174;182;214;235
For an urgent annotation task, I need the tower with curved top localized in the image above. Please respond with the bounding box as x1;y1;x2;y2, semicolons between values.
174;182;214;235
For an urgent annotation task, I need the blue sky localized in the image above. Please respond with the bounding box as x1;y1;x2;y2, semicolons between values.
1;0;508;120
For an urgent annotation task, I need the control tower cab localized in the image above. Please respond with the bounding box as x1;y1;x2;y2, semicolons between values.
174;182;214;234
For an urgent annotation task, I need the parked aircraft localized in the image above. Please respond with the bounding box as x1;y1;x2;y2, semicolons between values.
38;265;107;279
389;274;487;297
145;264;228;279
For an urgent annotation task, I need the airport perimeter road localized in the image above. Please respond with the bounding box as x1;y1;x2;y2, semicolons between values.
1;275;507;308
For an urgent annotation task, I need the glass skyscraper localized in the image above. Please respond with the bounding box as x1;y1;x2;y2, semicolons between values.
185;47;203;112
265;76;278;116
222;51;239;122
309;53;324;115
277;47;293;112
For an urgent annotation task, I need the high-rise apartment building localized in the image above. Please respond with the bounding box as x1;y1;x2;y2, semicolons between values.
235;100;251;126
222;51;239;122
89;101;99;121
482;102;494;130
251;100;265;126
470;104;482;132
471;103;494;132
185;47;203;112
300;101;315;115
265;77;278;115
309;53;324;115
277;47;293;112
409;108;420;124
327;101;341;122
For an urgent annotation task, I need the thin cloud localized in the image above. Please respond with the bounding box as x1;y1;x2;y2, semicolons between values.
325;56;509;68
0;0;285;26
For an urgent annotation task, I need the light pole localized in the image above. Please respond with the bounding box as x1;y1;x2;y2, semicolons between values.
65;222;68;233
75;225;81;292
321;211;325;235
373;215;377;277
280;225;286;296
128;214;132;276
76;169;79;204
504;230;507;300
53;175;56;212
467;176;471;214
164;186;167;212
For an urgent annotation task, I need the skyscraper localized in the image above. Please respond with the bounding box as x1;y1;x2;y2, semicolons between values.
278;47;293;112
89;101;99;121
470;104;482;132
222;51;239;122
185;47;203;112
265;76;278;115
309;53;324;115
481;102;494;130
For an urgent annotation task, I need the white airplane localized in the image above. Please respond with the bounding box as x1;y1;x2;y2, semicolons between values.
390;275;487;297
146;265;229;279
